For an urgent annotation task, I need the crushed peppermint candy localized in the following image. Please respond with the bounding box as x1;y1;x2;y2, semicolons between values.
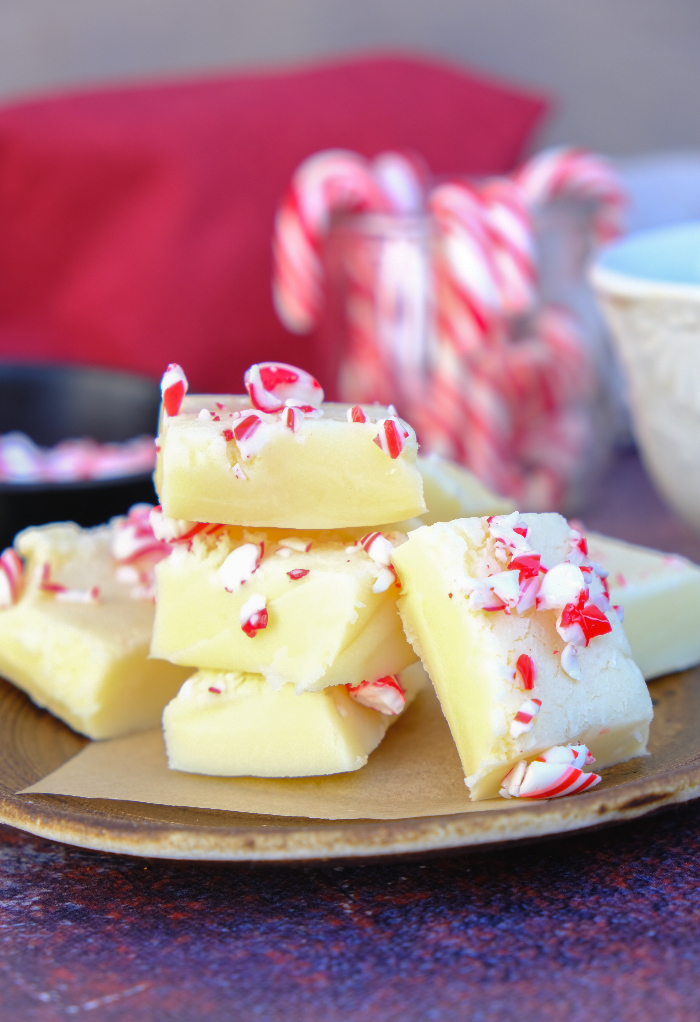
346;675;405;715
510;698;542;739
284;406;304;432
515;654;536;691
244;362;324;413
499;744;601;799
219;542;263;590
0;547;24;608
240;593;268;637
373;417;409;458
160;363;188;417
348;405;367;423
287;568;310;580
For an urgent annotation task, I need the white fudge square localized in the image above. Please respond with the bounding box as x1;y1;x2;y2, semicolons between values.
392;513;653;801
0;520;190;739
155;394;425;529
162;662;428;778
151;523;417;692
588;531;700;679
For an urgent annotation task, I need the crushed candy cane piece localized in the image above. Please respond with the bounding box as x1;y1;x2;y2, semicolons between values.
0;548;24;607
112;505;170;565
373;417;408;458
499;759;527;798
561;642;583;680
219;543;263;590
240;593;268;637
284;405;304;432
160;363;188;417
347;675;405;715
536;562;587;611
515;654;536;690
244;362;324;413
557;599;612;647
287;568;310;580
372;565;397;594
348;405;367;423
500;744;601;799
360;532;393;566
149;506;196;543
233;414;262;443
510;697;542;738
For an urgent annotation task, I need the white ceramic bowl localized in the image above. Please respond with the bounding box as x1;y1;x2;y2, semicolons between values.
591;222;700;533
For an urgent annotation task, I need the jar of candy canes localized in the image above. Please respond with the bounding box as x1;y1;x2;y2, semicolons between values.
273;147;627;513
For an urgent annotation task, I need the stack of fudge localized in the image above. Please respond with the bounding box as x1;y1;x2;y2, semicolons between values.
151;362;430;778
0;356;686;802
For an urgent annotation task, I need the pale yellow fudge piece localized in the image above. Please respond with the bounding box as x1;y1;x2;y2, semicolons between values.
588;531;700;679
155;395;425;528
393;514;653;800
0;521;190;739
162;662;428;777
417;453;517;526
151;524;417;691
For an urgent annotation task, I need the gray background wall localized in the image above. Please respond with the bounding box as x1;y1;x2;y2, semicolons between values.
0;0;698;155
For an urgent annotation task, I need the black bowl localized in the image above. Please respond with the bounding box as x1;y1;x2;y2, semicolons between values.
0;363;161;549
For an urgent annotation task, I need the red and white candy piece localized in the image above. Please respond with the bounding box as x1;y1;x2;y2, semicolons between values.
360;532;393;566
536;562;587;612
347;675;406;715
149;506;196;543
112;504;170;565
347;405;367;424
561;643;582;681
284;406;304;432
510;697;542;739
240;593;268;638
0;547;24;607
244;362;324;414
160;364;188;417
515;654;536;691
556;597;612;648
373;418;409;459
219;543;263;591
500;744;600;799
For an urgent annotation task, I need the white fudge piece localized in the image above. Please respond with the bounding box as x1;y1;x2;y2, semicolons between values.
587;531;700;679
162;662;428;777
151;523;417;692
417;453;517;526
0;518;190;739
392;513;653;800
155;394;425;529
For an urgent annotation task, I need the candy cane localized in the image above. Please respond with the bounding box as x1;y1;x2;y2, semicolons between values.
272;150;391;334
516;146;626;243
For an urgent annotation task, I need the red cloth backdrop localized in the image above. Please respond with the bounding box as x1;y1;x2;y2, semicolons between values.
0;53;547;396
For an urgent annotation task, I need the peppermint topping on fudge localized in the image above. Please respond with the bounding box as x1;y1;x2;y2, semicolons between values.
0;548;24;607
499;744;601;800
244;362;324;413
347;675;406;715
160;363;188;417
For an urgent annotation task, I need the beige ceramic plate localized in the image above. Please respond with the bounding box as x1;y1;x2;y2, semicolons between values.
1;671;699;863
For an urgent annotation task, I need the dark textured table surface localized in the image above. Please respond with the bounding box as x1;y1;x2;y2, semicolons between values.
2;451;700;1022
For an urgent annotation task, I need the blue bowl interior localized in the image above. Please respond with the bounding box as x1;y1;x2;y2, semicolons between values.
598;220;700;286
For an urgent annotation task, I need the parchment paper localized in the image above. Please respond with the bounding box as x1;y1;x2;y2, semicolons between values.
21;688;504;820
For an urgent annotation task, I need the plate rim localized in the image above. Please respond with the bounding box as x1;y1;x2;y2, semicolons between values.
2;756;699;863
